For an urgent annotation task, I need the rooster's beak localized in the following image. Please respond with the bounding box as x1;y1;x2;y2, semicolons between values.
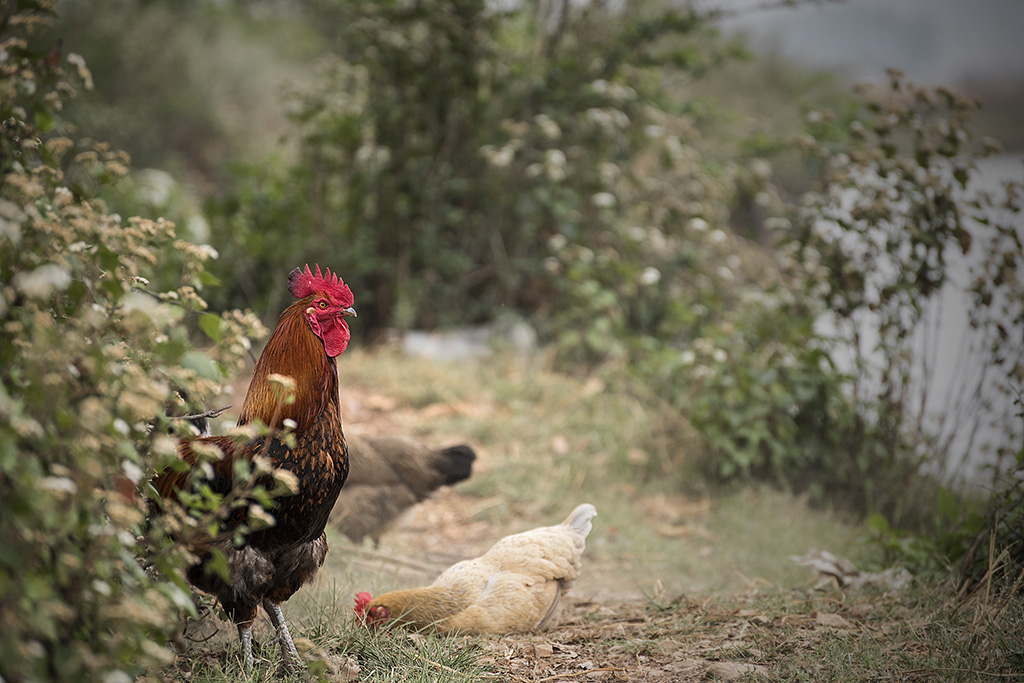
341;306;357;318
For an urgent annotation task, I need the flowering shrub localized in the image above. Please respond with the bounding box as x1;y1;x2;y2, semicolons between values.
0;4;269;679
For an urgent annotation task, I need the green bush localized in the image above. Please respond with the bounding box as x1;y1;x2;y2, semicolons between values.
204;0;745;337
0;5;268;679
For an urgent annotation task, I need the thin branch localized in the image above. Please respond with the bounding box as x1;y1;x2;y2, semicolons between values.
172;406;233;422
130;284;190;307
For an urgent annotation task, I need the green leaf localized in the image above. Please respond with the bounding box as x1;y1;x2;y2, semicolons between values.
180;351;222;381
197;270;221;287
98;244;121;272
198;313;222;343
155;337;187;364
160;582;199;618
34;110;55;134
867;513;890;534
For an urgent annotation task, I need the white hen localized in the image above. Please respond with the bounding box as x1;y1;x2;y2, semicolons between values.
354;503;597;634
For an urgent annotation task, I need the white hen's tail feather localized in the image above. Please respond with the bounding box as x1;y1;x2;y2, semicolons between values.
562;503;597;538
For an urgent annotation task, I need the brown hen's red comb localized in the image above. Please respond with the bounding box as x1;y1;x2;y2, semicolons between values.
288;264;353;305
353;591;372;617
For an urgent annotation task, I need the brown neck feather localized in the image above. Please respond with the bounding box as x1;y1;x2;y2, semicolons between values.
371;586;465;628
238;298;340;432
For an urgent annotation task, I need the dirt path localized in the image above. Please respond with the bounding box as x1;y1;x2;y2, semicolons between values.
338;491;860;683
477;598;759;683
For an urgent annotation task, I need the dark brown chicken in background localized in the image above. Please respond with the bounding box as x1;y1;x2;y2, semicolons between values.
332;434;475;545
152;264;356;673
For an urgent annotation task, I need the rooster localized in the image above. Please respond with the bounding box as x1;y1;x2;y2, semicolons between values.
153;264;356;672
331;434;475;545
354;503;596;634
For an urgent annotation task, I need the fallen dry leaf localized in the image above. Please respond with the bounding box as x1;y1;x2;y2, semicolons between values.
706;661;769;680
815;611;854;629
419;402;457;419
553;643;579;658
534;643;554;658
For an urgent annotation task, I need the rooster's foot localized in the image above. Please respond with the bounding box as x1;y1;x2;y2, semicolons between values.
238;623;255;674
263;598;302;672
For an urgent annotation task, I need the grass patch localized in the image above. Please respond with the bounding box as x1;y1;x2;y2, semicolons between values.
739;577;1024;682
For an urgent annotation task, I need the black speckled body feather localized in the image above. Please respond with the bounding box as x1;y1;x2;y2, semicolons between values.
185;409;349;624
248;409;350;551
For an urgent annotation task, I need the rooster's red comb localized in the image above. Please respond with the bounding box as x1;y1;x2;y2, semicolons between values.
288;264;353;305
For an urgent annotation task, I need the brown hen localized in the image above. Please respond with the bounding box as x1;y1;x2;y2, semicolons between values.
331;434;475;545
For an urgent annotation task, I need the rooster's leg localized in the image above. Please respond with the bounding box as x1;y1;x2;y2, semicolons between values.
238;623;254;673
262;598;301;671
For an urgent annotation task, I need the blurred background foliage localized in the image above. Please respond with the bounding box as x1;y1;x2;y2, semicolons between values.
37;0;1024;550
2;0;1023;678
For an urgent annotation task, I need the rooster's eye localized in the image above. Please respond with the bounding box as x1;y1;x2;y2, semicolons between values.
318;301;328;309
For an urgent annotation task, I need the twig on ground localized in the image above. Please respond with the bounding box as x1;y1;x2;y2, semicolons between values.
535;667;628;682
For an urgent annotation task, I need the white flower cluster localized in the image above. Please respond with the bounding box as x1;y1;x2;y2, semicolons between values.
13;263;71;299
534;114;561;140
355;143;392;169
66;53;94;90
585;107;631;134
590;79;637;102
481;143;518;168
